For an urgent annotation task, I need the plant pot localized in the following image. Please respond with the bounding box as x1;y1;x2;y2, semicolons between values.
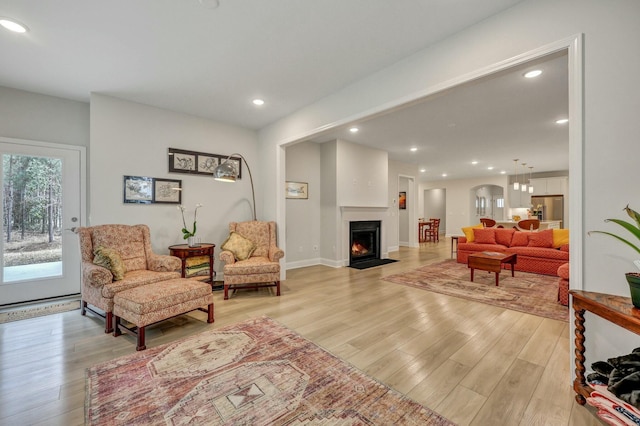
187;236;197;247
625;273;640;308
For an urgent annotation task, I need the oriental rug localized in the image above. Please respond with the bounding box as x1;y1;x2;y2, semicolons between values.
0;299;80;324
86;316;453;425
383;260;568;322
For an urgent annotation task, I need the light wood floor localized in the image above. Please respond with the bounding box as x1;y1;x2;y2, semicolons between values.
0;240;604;425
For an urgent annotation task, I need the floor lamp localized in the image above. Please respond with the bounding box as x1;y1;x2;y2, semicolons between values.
212;153;256;221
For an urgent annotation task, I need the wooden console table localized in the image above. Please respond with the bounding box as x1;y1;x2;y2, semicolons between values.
569;290;640;404
169;243;215;283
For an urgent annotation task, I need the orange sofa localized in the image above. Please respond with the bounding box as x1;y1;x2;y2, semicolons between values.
456;227;569;276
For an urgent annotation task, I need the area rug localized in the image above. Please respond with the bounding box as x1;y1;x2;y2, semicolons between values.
0;299;80;324
86;316;453;425
383;260;568;322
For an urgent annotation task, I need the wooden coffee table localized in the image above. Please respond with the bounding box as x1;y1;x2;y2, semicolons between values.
467;251;517;286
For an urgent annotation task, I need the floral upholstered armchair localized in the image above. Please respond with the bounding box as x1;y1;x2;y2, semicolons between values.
77;224;181;333
219;221;284;300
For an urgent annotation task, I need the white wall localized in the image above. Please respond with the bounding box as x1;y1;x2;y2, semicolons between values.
398;177;409;245
259;0;640;362
336;140;388;207
285;141;321;268
423;175;508;236
0;86;89;147
424;189;446;231
89;94;259;274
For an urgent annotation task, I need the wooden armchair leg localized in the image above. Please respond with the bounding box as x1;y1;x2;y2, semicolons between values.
276;281;281;296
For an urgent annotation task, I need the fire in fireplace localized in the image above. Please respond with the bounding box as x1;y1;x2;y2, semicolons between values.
349;220;381;265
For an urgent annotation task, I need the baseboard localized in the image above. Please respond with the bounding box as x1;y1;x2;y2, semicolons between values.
286;258;322;270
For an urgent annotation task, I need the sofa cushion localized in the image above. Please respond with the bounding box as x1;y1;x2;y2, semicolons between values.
495;228;515;247
510;231;531;247
462;224;483;242
553;229;570;248
506;246;569;261
221;231;257;261
93;246;127;281
458;242;508;253
528;229;554;248
473;228;496;244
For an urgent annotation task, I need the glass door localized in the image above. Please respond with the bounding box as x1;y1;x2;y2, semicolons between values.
0;139;83;305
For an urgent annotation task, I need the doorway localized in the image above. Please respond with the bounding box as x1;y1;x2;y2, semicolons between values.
0;138;84;305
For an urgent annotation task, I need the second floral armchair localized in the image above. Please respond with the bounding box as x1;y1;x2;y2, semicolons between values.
219;220;284;300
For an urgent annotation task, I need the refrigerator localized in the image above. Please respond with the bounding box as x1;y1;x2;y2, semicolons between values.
531;195;564;225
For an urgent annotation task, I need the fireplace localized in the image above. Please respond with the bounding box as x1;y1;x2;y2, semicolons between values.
349;220;381;266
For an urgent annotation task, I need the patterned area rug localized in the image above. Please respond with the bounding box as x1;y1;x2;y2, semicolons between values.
86;316;453;425
383;260;568;322
0;300;80;324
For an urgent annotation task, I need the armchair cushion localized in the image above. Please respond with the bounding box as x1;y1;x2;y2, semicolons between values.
221;231;257;261
93;246;126;281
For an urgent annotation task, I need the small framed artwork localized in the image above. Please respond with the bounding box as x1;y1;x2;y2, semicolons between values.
285;181;308;199
153;178;182;204
169;148;197;173
124;176;153;204
197;155;219;175
219;156;242;179
399;191;407;209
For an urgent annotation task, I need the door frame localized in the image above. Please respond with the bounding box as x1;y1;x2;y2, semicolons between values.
0;136;86;305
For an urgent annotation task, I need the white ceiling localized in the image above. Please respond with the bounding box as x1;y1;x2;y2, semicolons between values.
309;51;569;182
0;0;568;182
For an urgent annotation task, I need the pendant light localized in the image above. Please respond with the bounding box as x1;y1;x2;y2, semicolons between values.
513;159;519;190
521;163;527;192
528;166;534;193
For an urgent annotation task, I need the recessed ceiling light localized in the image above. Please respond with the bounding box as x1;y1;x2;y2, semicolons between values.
0;18;28;33
524;69;542;78
471;161;478;165
442;173;447;177
500;170;506;174
555;118;569;124
252;99;265;106
410;147;417;152
420;169;426;173
487;166;494;170
349;127;359;133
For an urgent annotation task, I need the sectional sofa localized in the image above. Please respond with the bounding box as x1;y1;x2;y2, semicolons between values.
456;226;569;276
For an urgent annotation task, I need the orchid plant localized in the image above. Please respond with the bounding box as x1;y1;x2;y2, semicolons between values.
178;203;202;239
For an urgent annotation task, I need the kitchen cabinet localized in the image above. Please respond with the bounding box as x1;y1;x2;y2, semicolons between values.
530;177;567;196
508;185;531;208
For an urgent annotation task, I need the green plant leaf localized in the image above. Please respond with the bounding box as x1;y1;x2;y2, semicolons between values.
603;218;640;242
193;222;197;235
589;230;640;255
625;204;640;229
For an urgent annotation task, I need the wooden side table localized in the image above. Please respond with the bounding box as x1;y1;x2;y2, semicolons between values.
569;290;640;404
169;243;215;283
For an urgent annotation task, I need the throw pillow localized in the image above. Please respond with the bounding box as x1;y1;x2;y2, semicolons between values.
510;231;531;247
495;228;515;246
528;229;554;248
93;246;126;281
552;229;570;248
221;231;256;261
461;224;483;242
473;228;496;244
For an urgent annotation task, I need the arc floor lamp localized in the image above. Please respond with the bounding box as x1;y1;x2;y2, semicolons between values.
212;153;256;221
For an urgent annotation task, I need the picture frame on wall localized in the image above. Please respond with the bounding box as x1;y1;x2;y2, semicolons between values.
399;191;407;209
168;148;242;179
168;148;197;173
197;155;219;175
124;176;153;204
285;181;308;199
153;178;182;204
218;156;242;179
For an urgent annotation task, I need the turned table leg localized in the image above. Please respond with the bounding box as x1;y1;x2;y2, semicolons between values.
573;307;588;405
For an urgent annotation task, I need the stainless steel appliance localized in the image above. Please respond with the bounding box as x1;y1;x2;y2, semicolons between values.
531;195;564;225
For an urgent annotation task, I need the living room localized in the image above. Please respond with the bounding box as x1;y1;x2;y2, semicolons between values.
1;0;640;424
